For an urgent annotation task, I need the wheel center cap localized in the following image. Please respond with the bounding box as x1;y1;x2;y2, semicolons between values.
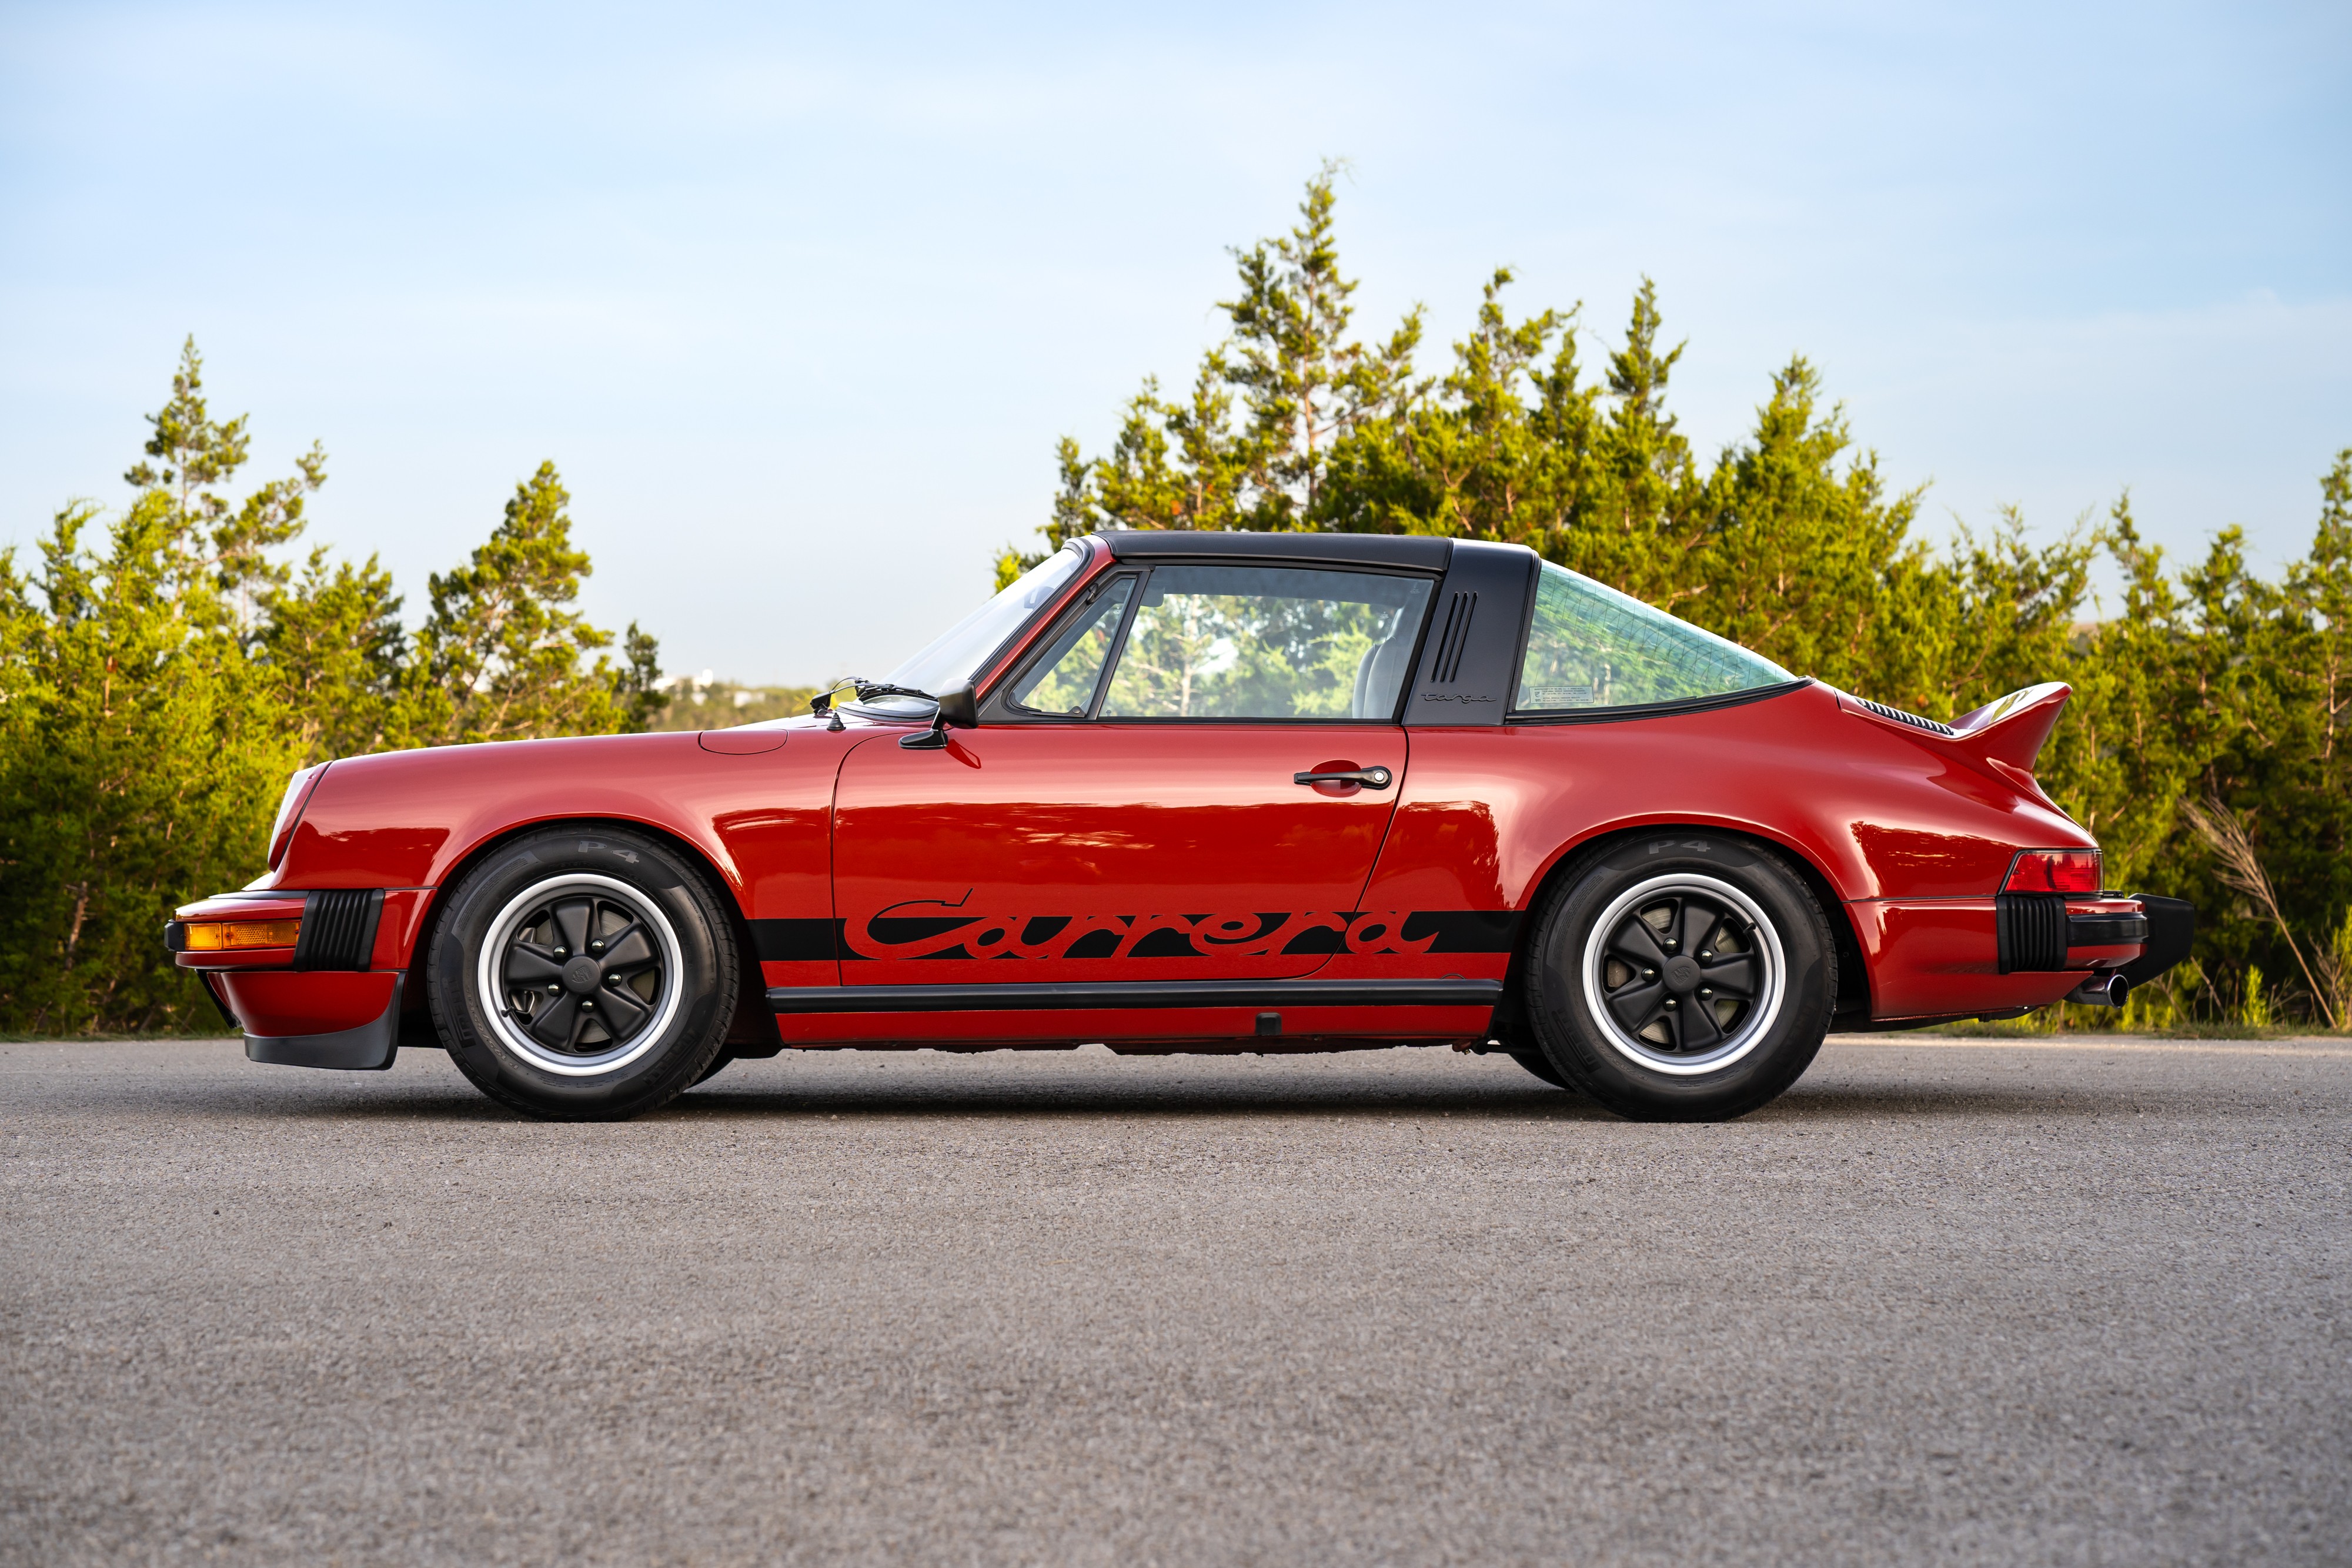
562;956;602;994
1663;955;1703;992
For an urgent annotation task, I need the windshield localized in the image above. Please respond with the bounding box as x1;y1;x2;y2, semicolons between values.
879;543;1089;700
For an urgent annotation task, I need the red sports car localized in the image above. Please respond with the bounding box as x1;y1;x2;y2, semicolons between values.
167;531;2191;1121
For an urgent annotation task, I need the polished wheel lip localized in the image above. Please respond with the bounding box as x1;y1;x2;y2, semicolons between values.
477;873;684;1077
1579;872;1785;1076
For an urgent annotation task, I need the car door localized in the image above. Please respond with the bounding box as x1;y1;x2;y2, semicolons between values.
828;560;1438;988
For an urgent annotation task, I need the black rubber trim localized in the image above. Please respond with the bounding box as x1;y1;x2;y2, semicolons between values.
2067;913;2150;947
766;978;1504;1014
1996;892;2068;973
162;920;188;952
292;888;385;971
1506;678;1813;727
245;975;401;1071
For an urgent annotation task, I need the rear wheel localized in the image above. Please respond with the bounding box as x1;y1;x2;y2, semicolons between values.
427;827;737;1121
1526;834;1832;1121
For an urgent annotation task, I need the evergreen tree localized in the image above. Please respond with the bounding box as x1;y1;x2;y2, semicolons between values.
419;461;658;744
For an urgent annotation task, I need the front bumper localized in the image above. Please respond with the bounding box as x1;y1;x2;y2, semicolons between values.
168;889;422;1071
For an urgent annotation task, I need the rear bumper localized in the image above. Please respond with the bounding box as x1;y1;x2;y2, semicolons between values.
1853;891;2195;1022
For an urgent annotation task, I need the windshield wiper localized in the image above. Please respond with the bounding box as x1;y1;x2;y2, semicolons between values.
808;678;940;732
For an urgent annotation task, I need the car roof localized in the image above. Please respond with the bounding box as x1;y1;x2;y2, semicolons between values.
1094;529;1454;571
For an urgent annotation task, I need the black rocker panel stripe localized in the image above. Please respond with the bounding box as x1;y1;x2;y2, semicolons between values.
749;910;1522;964
766;977;1505;1014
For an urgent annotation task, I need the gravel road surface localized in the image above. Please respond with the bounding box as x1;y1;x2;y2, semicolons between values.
3;1035;2348;1565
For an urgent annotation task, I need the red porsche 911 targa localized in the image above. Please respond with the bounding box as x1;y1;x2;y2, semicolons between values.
166;531;2191;1121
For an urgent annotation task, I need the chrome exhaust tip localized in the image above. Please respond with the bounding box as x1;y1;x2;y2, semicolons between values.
2066;972;2130;1008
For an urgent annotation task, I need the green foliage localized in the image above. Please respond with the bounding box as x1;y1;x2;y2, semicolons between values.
0;343;667;1032
420;463;650;745
1034;172;2352;1029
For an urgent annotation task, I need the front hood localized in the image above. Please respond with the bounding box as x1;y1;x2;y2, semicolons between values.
254;727;856;892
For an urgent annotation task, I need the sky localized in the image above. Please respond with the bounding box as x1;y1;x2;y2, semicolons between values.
2;1;2346;686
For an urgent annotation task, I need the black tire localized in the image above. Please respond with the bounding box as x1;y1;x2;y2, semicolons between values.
1507;1049;1569;1088
1526;833;1832;1121
426;825;738;1121
692;1051;736;1087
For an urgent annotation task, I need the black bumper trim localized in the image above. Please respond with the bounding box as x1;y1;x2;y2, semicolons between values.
245;975;402;1072
2067;912;2150;947
767;978;1504;1015
2119;894;2196;988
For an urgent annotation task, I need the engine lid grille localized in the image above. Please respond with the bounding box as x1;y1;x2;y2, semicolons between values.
1855;697;1956;737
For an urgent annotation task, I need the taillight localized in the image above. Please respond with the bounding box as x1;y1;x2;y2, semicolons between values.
2003;849;2101;894
267;764;326;871
183;918;303;951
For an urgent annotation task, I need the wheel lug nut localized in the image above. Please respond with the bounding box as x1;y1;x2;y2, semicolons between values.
1664;998;1678;1009
546;983;560;994
591;941;603;952
581;1000;594;1011
554;948;566;958
1699;988;1713;998
1699;951;1713;960
1644;968;1656;979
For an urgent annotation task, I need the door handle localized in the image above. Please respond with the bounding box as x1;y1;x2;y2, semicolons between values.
1294;767;1393;790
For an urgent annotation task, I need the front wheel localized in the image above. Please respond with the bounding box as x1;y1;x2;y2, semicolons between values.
1526;834;1833;1121
427;826;737;1121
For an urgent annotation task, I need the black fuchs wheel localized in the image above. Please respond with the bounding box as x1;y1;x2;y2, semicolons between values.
427;826;737;1121
1508;1049;1569;1088
1526;833;1833;1121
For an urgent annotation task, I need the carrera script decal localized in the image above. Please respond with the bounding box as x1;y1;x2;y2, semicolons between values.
750;909;1519;964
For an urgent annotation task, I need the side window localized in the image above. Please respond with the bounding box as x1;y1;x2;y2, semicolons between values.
1516;561;1794;712
1098;565;1433;720
1004;576;1137;717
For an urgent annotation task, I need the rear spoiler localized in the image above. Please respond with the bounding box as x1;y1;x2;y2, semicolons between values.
1947;681;2070;790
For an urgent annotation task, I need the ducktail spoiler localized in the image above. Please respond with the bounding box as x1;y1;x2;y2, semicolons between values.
1947;681;2071;786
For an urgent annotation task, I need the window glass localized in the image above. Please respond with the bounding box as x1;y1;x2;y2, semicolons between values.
881;543;1088;702
1004;576;1136;717
1099;565;1433;720
1516;561;1794;712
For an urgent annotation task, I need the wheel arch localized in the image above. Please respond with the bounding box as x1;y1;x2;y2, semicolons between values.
1496;822;1870;1041
401;815;776;1051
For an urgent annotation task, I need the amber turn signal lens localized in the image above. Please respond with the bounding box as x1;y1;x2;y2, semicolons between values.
182;918;302;951
2003;850;2101;895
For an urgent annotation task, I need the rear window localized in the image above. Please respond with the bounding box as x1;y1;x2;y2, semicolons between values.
1516;561;1793;713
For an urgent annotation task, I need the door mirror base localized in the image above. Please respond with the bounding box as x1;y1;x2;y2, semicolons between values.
900;684;978;750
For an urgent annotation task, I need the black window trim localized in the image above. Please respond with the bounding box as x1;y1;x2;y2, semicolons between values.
1505;678;1815;726
995;568;1145;721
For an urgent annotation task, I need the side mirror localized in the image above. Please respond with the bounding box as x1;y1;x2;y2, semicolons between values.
935;684;978;729
900;684;979;750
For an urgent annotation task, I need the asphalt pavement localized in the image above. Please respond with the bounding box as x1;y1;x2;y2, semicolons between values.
3;1033;2348;1566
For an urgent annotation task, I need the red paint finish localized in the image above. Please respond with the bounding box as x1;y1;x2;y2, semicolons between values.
1349;684;2113;1017
830;724;1408;992
265;723;862;961
217;969;398;1037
